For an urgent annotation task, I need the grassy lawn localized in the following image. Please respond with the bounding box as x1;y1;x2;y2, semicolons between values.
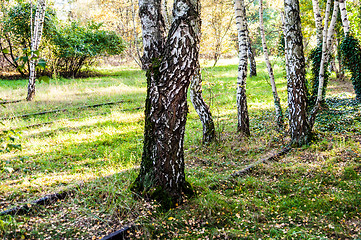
1;58;361;239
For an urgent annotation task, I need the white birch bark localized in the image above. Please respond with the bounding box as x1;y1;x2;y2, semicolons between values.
139;0;166;69
247;35;257;77
27;0;46;101
309;0;339;128
189;0;215;143
338;0;350;36
326;1;338;50
134;0;199;205
234;0;250;136
259;0;283;130
280;11;289;74
284;0;310;145
316;0;332;101
312;0;323;46
190;67;215;144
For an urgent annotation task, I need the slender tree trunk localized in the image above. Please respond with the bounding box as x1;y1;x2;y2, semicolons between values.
132;0;198;208
247;36;257;77
27;0;46;101
339;0;350;35
259;0;283;130
234;0;250;136
189;0;215;144
280;11;289;72
284;0;310;146
312;0;323;46
309;0;339;128
315;0;331;99
190;66;216;144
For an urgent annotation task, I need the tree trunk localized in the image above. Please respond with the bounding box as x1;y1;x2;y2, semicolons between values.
190;1;215;144
259;0;283;130
309;0;339;128
234;0;250;136
27;0;46;101
280;11;289;72
312;0;323;46
339;0;350;35
190;66;215;144
284;0;310;146
247;36;257;77
132;0;198;208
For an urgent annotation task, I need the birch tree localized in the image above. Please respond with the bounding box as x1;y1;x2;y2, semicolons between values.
284;0;310;145
309;0;339;128
311;0;323;46
338;0;350;35
132;0;199;208
247;33;257;77
27;0;46;101
190;1;215;144
259;0;283;130
234;0;250;136
190;67;216;144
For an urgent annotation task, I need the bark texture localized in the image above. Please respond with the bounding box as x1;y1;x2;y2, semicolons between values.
234;0;250;136
133;0;198;208
139;0;166;69
190;0;215;144
190;67;215;144
338;0;349;35
247;36;257;77
26;0;46;101
311;0;323;46
284;0;310;146
259;0;283;130
309;0;339;128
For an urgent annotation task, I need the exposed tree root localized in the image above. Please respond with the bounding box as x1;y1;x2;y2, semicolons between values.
0;190;73;216
209;146;291;190
230;146;291;177
100;224;138;240
0;167;139;217
0;99;23;105
1;100;127;121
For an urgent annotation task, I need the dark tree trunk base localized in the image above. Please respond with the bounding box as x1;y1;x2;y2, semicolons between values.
130;179;194;211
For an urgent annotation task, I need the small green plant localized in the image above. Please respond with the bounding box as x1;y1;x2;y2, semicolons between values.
0;128;21;153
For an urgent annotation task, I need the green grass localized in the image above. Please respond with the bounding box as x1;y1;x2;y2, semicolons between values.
1;58;361;239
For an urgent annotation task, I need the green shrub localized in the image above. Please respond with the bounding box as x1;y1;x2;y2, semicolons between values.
0;2;56;76
340;34;361;102
49;22;125;77
0;3;125;78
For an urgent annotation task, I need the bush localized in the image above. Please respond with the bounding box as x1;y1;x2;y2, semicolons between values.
340;34;361;102
49;22;125;77
0;3;125;78
0;2;56;76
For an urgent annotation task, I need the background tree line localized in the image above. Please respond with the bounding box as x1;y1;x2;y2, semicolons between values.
0;0;125;78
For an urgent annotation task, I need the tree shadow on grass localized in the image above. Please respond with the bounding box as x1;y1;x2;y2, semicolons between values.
0;119;144;207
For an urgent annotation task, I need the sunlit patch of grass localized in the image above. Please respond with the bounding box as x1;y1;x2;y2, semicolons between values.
1;61;361;239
